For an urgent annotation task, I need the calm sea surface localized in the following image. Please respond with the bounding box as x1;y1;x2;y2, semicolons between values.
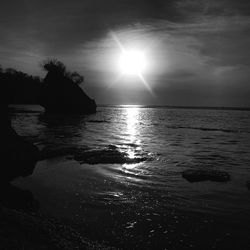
11;105;250;249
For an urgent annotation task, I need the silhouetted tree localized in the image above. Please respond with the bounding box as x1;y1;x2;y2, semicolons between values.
1;65;42;104
42;59;66;75
69;71;84;85
40;59;96;114
42;59;84;85
5;68;18;75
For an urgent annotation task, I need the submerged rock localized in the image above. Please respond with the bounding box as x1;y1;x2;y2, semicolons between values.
182;169;230;183
39;145;149;165
74;148;148;165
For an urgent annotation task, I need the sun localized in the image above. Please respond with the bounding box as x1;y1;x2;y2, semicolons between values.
119;49;146;76
110;31;153;93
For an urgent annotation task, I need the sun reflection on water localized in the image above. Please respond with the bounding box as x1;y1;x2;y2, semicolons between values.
126;107;140;148
123;107;142;170
127;150;135;159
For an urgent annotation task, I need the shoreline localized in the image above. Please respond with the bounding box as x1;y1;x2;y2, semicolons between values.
10;157;250;249
0;199;115;250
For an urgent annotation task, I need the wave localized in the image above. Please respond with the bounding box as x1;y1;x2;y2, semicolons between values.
87;120;110;123
164;125;248;134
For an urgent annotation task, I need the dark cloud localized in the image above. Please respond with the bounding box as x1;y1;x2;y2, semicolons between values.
175;0;250;17
0;0;181;55
1;0;249;55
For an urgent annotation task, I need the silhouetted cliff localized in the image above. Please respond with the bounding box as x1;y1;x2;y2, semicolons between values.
40;60;96;114
0;61;96;114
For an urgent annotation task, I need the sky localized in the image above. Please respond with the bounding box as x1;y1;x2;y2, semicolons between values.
1;0;250;106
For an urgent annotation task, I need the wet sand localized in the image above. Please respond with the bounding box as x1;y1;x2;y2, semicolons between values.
11;158;250;250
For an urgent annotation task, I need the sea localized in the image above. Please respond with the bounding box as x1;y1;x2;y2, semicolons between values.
10;105;250;249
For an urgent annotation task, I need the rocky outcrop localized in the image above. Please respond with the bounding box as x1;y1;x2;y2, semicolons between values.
0;61;96;114
40;68;96;114
0;105;39;183
182;169;230;183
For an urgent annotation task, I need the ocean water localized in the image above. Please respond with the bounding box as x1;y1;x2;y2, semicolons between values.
11;105;250;249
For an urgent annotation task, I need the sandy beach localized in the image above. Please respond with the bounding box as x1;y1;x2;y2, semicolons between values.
12;155;250;249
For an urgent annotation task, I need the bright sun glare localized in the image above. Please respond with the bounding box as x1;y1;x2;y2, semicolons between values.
111;32;153;94
119;50;146;75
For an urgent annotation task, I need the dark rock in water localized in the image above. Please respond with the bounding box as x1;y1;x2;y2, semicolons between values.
182;169;230;183
39;144;149;165
74;148;147;165
40;60;96;114
1;105;39;182
246;181;250;190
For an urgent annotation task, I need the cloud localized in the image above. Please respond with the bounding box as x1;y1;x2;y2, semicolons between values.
1;0;250;105
80;13;250;78
175;0;250;18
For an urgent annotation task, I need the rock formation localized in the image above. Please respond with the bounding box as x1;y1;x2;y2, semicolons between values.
40;60;96;114
182;169;230;183
0;105;39;183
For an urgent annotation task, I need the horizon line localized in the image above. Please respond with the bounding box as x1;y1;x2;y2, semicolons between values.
98;104;250;111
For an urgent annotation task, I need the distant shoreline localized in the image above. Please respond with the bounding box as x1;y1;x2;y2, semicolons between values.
99;104;250;111
9;104;250;112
